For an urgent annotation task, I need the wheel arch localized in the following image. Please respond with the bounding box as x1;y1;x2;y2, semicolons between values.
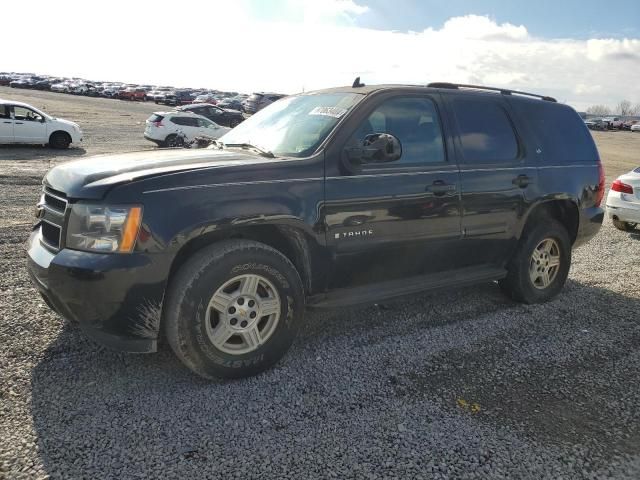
520;198;580;245
49;130;72;143
166;223;318;298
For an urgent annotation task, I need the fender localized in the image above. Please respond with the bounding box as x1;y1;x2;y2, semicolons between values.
516;194;580;242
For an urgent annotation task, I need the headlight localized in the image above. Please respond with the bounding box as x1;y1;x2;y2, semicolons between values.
66;204;143;253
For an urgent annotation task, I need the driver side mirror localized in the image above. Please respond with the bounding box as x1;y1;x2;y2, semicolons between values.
345;133;402;164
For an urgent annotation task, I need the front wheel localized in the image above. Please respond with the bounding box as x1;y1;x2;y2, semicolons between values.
164;240;304;379
612;219;637;231
499;219;571;304
49;131;71;149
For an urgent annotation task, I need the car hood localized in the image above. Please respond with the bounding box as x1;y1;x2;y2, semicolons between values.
44;148;273;199
52;118;80;130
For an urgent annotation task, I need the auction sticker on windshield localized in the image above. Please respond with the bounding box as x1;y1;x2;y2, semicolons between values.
308;106;348;118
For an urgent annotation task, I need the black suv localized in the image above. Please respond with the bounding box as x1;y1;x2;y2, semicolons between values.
159;90;193;106
27;82;604;379
177;103;245;127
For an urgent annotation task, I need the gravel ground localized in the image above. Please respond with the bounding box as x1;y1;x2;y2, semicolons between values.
1;88;640;479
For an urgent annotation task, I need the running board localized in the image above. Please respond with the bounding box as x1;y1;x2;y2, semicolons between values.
307;266;507;309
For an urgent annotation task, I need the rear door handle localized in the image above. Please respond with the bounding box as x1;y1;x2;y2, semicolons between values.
3;121;11;124
427;180;457;196
512;174;531;188
15;122;23;125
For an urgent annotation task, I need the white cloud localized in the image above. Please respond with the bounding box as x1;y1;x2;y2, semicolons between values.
1;2;638;110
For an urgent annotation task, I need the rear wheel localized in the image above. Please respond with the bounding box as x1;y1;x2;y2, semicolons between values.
612;219;637;231
49;131;71;149
164;240;304;379
165;134;183;147
499;219;571;304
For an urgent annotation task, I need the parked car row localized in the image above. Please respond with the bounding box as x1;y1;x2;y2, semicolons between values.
585;116;640;131
0;72;258;113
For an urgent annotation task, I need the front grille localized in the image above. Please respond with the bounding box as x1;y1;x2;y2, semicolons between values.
38;186;68;251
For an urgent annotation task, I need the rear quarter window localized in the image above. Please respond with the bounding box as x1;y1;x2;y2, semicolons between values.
511;100;598;163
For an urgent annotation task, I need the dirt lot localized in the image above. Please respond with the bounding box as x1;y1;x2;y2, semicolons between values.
1;87;639;479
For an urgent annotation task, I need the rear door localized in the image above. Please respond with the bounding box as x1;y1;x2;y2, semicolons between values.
0;105;13;143
12;106;48;143
445;93;540;267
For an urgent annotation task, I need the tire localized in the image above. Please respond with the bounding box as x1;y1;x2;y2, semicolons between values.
612;219;637;231
49;131;71;149
230;118;241;128
164;240;304;379
499;219;571;304
164;134;184;148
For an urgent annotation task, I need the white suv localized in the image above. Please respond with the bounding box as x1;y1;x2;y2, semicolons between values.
144;111;230;147
0;99;82;148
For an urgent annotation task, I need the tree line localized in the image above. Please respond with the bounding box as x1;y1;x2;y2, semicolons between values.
586;100;640;117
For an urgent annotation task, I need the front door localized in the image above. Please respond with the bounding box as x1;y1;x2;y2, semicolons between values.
12;106;48;143
444;93;540;267
0;105;13;143
323;93;463;289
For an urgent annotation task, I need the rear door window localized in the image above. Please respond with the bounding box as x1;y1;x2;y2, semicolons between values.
511;100;598;163
171;117;197;127
451;97;519;163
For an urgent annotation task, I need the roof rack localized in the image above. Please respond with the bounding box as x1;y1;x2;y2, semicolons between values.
426;82;557;102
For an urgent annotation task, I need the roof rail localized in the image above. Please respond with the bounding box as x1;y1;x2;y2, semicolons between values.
427;82;557;102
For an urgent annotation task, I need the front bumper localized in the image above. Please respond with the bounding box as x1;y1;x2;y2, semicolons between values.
26;228;169;353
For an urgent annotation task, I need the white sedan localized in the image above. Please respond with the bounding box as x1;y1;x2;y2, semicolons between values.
606;168;640;231
0;99;82;148
631;123;640;132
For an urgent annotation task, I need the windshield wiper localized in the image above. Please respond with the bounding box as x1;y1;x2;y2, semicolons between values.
221;142;275;158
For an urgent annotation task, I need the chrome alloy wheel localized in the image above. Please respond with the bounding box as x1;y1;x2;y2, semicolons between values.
205;274;281;355
529;238;561;289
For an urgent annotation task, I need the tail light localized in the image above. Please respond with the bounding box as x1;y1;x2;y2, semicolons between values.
595;163;605;207
611;179;634;194
152;120;163;127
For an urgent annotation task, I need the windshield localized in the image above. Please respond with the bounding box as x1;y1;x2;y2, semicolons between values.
219;92;362;157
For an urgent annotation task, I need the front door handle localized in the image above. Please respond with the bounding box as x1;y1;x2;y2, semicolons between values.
427;180;457;196
3;121;11;124
512;174;531;188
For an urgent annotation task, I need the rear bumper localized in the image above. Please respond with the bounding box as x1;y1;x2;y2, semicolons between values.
607;204;640;224
606;192;640;224
26;228;169;353
574;206;604;248
144;134;163;145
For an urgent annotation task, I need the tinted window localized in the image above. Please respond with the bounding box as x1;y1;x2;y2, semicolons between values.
512;100;598;163
0;106;8;119
452;98;519;163
198;118;214;128
147;114;164;123
348;96;446;165
171;117;198;127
